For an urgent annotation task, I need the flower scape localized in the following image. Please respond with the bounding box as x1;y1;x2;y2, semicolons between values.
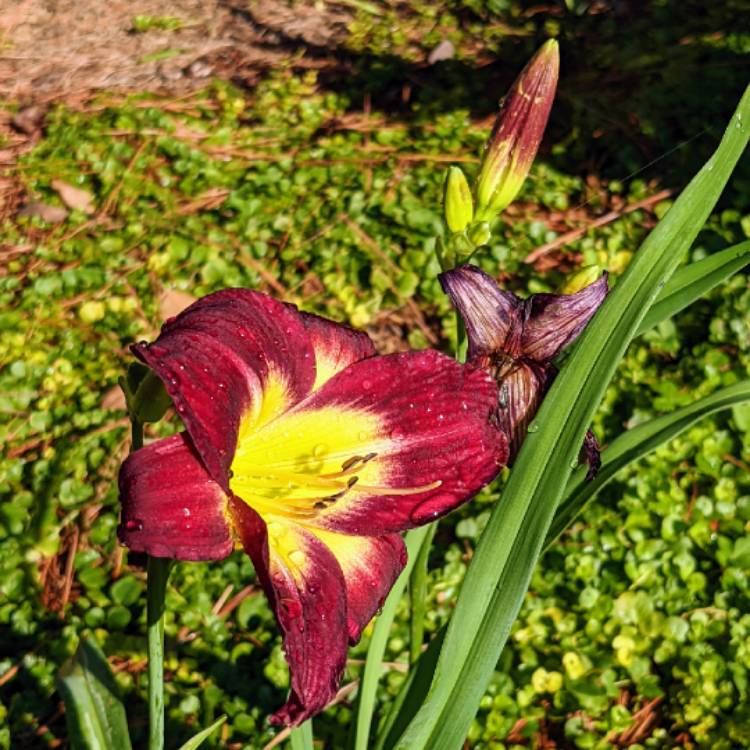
118;289;508;725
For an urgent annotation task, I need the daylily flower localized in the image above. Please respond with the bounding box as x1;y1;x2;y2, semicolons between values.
440;264;607;475
117;289;507;726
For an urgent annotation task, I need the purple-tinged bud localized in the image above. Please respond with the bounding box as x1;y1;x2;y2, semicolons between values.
475;40;559;221
443;166;474;233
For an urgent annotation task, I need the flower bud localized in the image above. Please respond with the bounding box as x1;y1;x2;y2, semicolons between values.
559;265;603;294
475;40;559;221
467;221;491;248
443;166;474;233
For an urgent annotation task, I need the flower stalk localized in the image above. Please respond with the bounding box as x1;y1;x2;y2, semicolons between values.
146;556;171;750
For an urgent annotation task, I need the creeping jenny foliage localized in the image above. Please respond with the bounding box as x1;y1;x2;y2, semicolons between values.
2;3;750;747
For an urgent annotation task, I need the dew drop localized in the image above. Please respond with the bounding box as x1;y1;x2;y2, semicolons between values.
569;458;579;469
312;444;327;458
289;550;306;567
362;379;372;390
527;421;540;433
357;430;368;441
267;522;284;538
125;518;143;532
181;507;191;517
217;381;227;390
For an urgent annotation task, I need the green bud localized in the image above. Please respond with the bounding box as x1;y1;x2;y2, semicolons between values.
443;166;474;233
467;221;491;248
475;40;559;221
559;265;604;294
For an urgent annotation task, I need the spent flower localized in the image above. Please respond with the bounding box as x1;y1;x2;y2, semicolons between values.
440;264;607;474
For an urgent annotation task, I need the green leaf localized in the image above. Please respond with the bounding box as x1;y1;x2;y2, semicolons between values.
176;715;227;750
289;719;313;750
636;240;750;335
353;526;431;750
387;85;750;750
57;637;132;750
548;380;750;547
409;523;437;664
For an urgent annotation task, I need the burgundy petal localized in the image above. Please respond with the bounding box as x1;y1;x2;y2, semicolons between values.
439;265;523;359
311;528;407;643
521;274;608;362
291;350;507;535
134;290;316;488
118;433;233;561
299;311;376;389
229;498;349;727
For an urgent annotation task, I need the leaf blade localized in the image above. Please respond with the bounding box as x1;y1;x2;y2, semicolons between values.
636;239;750;335
548;380;750;547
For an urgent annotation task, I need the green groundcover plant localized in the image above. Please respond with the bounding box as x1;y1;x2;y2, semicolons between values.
2;30;750;750
43;40;750;750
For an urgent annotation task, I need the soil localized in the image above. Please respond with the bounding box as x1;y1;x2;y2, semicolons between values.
0;0;354;102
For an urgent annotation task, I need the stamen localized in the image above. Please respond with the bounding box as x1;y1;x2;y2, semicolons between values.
353;480;442;496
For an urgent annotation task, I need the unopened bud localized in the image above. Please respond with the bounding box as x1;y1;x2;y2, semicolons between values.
443;166;474;233
559;265;603;294
467;221;491;248
475;40;559;221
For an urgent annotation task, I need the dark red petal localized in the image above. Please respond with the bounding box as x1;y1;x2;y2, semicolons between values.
311;529;407;643
134;290;316;488
296;349;507;535
491;361;551;463
229;498;349;727
118;433;233;561
299;311;376;389
521;274;608;362
439;265;524;359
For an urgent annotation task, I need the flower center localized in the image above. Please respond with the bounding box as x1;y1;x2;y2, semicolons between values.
229;400;440;523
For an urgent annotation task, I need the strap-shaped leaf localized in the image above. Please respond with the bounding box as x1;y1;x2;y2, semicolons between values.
387;86;750;750
548;379;750;547
176;715;227;750
353;526;431;750
636;239;750;335
58;637;132;750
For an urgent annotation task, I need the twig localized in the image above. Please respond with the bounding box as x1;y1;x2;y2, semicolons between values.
524;188;673;263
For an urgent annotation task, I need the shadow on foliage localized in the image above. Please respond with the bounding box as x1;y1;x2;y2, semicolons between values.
276;0;750;189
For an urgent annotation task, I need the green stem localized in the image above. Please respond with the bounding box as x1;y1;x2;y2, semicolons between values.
408;523;436;664
131;418;144;451
147;556;172;750
130;417;172;750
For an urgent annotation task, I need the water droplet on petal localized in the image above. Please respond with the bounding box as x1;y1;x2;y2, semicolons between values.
312;444;326;458
289;550;306;567
527;421;540;433
124;518;143;532
182;507;191;517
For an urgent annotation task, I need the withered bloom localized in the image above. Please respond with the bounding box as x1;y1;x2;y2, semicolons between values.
475;40;559;221
440;264;607;475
